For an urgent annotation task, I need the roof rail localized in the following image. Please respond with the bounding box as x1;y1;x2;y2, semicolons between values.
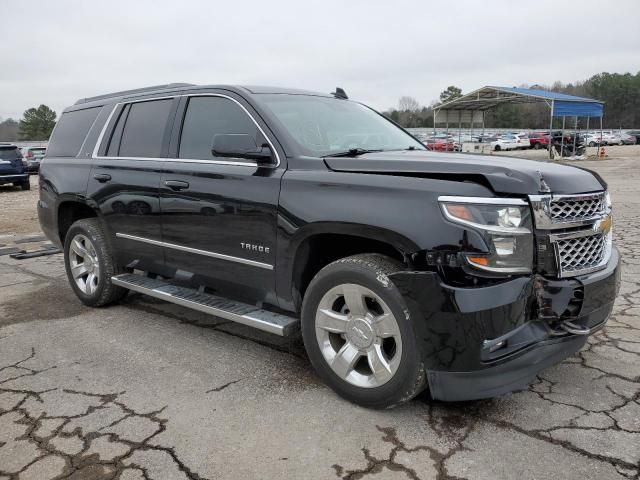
74;83;196;105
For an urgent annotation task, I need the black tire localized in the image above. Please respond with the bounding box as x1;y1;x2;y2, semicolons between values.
533;143;541;150
301;254;426;409
63;218;127;307
15;179;30;190
494;145;501;151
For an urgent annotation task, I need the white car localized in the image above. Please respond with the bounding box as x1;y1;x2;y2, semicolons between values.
590;131;622;146
491;134;530;151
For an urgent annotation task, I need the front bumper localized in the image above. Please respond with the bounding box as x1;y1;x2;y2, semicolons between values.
0;173;28;185
390;247;620;401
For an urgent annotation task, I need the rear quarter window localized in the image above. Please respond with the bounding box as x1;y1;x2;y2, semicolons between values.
47;107;101;157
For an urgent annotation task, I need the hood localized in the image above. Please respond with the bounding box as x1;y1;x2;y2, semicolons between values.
324;150;605;195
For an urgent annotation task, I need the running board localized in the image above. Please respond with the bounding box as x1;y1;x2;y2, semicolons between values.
111;273;299;336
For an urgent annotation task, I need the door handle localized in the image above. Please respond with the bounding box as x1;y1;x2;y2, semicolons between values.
93;173;111;183
164;180;190;191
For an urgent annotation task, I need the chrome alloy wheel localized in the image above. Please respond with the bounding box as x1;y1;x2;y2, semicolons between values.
315;283;403;388
68;234;100;295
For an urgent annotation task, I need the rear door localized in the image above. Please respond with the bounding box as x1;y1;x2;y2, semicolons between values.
87;97;178;272
159;93;285;306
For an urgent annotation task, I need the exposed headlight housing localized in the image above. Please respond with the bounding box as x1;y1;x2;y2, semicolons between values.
438;196;534;274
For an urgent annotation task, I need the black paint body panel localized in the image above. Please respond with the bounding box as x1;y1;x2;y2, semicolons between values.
38;84;620;402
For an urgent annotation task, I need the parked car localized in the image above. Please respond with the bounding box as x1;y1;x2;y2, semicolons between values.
618;132;636;145
595;131;623;146
423;138;455;151
0;144;30;190
20;146;47;173
39;84;620;408
625;130;640;144
490;134;530;151
583;133;604;147
528;132;550;149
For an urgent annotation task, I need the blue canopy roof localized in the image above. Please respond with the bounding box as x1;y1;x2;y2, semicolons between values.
436;85;604;117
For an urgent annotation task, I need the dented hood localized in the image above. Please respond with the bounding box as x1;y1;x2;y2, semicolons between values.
324;150;605;195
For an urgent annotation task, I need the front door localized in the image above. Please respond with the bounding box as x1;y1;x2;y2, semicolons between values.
159;94;285;306
87;98;177;272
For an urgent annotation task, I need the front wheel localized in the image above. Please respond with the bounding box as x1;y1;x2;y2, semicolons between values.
301;254;426;409
64;218;127;307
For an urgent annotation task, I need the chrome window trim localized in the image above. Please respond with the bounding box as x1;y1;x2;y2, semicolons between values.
91;93;281;168
115;233;273;270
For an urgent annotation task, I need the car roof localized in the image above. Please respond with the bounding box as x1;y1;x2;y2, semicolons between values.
71;83;333;111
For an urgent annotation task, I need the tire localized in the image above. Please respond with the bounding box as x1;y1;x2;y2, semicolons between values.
301;254;426;409
533;143;541;150
14;179;30;190
589;142;596;147
494;145;501;151
64;218;127;307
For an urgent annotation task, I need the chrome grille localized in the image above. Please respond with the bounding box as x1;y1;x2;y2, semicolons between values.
549;194;604;222
556;234;606;275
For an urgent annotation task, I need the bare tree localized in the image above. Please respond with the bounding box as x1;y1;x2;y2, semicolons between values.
398;96;421;112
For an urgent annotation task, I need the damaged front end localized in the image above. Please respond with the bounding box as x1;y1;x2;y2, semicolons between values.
389;191;621;401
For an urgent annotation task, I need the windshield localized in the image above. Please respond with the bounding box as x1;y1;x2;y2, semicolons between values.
258;94;425;156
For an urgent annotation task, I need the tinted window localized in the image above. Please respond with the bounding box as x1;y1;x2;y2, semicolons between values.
0;147;20;159
118;99;173;158
179;96;259;160
47;107;101;157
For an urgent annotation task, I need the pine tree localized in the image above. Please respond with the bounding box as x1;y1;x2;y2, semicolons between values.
18;105;57;140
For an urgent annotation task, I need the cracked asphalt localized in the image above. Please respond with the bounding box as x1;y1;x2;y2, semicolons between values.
0;158;639;479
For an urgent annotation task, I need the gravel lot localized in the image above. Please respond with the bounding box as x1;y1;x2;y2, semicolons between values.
0;158;638;479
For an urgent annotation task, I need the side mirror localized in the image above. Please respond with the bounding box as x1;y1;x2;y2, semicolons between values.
211;134;272;162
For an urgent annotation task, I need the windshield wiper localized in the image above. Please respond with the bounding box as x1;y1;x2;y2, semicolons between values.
323;148;383;158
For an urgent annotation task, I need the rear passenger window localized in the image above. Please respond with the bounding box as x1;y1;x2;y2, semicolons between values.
179;96;259;160
47;107;101;157
117;99;173;158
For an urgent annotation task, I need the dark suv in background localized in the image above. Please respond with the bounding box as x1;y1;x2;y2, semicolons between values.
38;84;620;408
0;144;30;190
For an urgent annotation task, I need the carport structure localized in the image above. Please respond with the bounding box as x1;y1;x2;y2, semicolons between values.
433;86;604;158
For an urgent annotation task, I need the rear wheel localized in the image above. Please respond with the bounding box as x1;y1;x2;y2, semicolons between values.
301;254;426;409
533;143;541;150
15;179;30;190
64;218;127;307
494;145;501;151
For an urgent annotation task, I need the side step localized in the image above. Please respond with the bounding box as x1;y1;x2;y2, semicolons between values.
111;273;299;336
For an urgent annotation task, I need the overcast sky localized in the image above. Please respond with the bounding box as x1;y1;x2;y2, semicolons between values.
2;0;639;120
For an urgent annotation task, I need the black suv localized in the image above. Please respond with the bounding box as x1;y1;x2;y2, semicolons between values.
0;144;30;190
38;84;620;408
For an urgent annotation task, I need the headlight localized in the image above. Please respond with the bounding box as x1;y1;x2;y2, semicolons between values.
438;196;534;274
